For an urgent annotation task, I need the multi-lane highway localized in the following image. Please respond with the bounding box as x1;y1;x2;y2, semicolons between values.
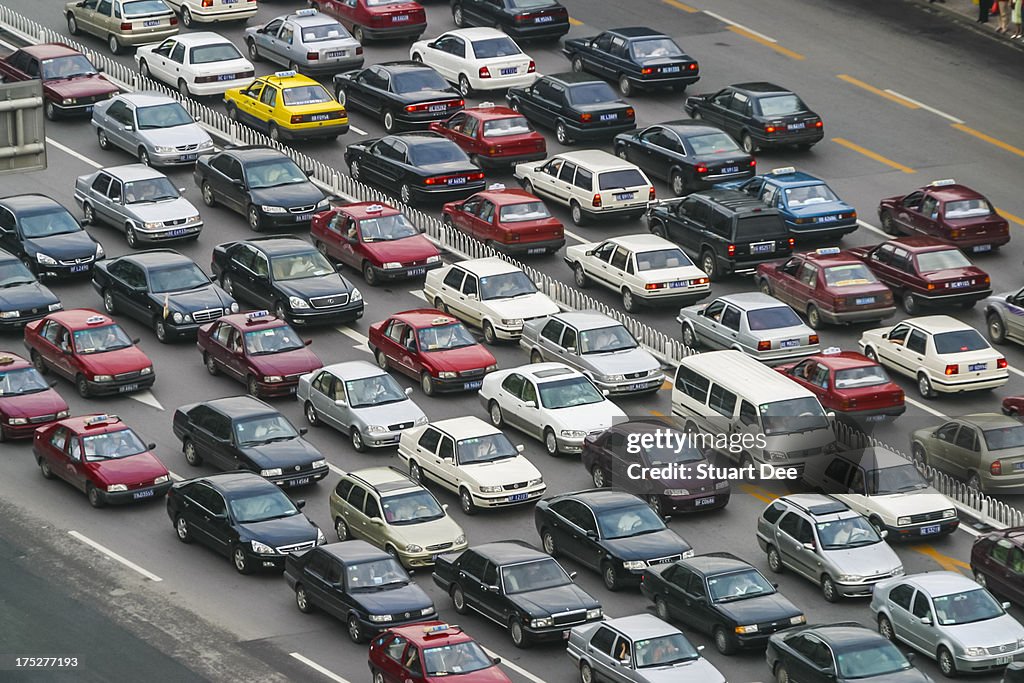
1;0;1023;680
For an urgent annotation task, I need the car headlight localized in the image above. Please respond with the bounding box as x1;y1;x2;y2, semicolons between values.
438;371;457;379
897;516;911;526
485;364;498;372
107;484;128;492
62;97;77;105
942;509;956;519
598;374;626;383
735;624;759;634
790;615;806;625
586;608;602;620
369;614;393;623
405;544;423;553
664;489;689;496
140;366;153;375
421;606;435;616
172;312;184;323
311;459;327;469
187;214;202;224
964;647;987;657
622;560;646;570
261;468;283;477
199;139;214;149
316;527;325;545
682;549;695;558
250;540;276;554
36;253;57;265
427;255;440;264
95;243;105;258
48;303;63;311
264;375;283;383
143;222;163;231
893;566;906;576
351;288;363;302
479;485;503;493
366;425;387;434
261;205;287;214
0;311;18;319
56;410;70;419
501;318;524;326
93;374;113;382
383;262;402;270
154;475;169;484
315;199;329;211
229;302;239;313
414;416;429;426
530;617;553;628
454;534;466;545
837;574;864;582
7;417;28;425
765;450;787;462
1017;637;1024;649
561;430;586;438
288;296;310;310
715;480;730;490
527;478;543;487
154;145;175;153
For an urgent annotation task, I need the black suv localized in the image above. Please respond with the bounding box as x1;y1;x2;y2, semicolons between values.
451;0;570;41
647;189;791;280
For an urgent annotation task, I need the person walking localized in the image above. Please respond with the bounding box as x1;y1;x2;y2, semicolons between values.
1011;0;1022;38
997;0;1012;32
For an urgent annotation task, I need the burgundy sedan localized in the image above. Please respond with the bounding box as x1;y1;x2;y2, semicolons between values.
0;352;69;441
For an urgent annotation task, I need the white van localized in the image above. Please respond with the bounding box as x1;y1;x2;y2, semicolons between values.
670;350;837;471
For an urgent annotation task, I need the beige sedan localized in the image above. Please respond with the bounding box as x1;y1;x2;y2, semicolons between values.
66;0;178;55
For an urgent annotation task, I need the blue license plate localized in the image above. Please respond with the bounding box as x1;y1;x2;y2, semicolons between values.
788;122;806;130
695;496;715;506
85;105;93;112
309;114;330;122
290;477;311;486
615;192;634;201
627;383;647;391
144;19;160;27
428;105;446;112
463;381;482;391
178;153;198;162
167;228;187;237
949;281;970;288
970;363;987;372
817;215;839;222
536;15;553;22
600;113;617;121
866;414;887;422
447;177;467;185
722;166;739;174
70;264;90;273
500;67;517;76
118;383;139;393
327;51;345;59
669;281;686;288
856;297;876;305
294;213;313;222
662;66;680;73
780;339;799;348
217;74;235;82
508;493;528;502
751;242;774;253
392;14;409;21
921;524;941;535
973;244;993;253
1015;462;1024;471
133;489;154;499
408;267;426;276
225;0;238;3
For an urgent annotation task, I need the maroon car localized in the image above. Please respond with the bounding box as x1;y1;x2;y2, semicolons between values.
197;310;322;398
429;105;546;169
0;352;69;441
315;0;426;41
970;527;1024;606
848;236;992;315
1003;396;1024;416
442;185;565;257
0;44;119;121
878;179;1010;253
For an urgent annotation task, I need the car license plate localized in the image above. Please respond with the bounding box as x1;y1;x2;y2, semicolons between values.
970;363;987;371
290;477;311;486
118;383;139;393
428;105;445;112
1014;462;1024;471
288;386;297;394
508;493;528;502
70;264;90;273
225;0;238;3
144;19;160;27
527;247;546;255
669;281;686;288
949;281;970;288
817;215;839;222
695;496;715;506
563;630;570;640
615;192;634;201
973;244;992;253
133;489;155;499
463;380;483;391
500;67;517;76
309;114;331;122
408;267;426;276
167;228;187;237
85;105;93;113
392;14;409;21
536;15;553;22
751;241;774;253
327;51;345;59
921;524;941;535
662;66;680;73
855;296;876;305
446;177;467;185
780;339;799;348
178;153;198;162
627;382;647;391
866;414;887;422
294;213;313;222
998;656;1012;665
722;166;739;174
788;122;806;130
600;113;617;121
217;74;235;82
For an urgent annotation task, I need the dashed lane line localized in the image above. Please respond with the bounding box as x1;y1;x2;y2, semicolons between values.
857;219;888;238
336;326;371;354
288;653;351;683
662;0;699;12
700;10;777;42
832;137;916;174
914;545;971;575
904;395;949;419
68;530;162;582
47;137;102;168
883;90;964;123
836;75;920;109
563;229;586;244
725;26;805;60
568;17;582;26
410;289;428;302
951;123;1024;159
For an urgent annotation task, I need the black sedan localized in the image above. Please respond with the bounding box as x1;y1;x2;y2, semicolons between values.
333;62;465;134
210;236;364;326
534;489;693;590
91;250;237;343
614;120;755;196
684;82;824;154
0;194;104;279
172;395;329;488
562;27;699;97
0;248;62;330
507;73;636;145
640;553;805;655
345;133;485;207
167;471;325;575
284;540;436;644
193;146;329;232
452;0;570;41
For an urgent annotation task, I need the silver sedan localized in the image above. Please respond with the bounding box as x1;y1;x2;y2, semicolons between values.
297;360;428;452
92;92;213;167
244;9;364;77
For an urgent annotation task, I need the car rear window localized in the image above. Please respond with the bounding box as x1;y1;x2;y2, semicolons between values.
408;141;469;166
391;70;450;94
483;117;532;137
499;201;550;222
746;306;802;330
734;214;786;239
472;37;521;59
123;0;169;16
301;22;351;42
944;198;993;219
823;264;877;287
984;425;1024;451
598;169;646;190
914;249;971;273
757;94;806;117
932;329;989;354
566;82;618;105
190;43;243;65
282;84;332;106
834;365;889;389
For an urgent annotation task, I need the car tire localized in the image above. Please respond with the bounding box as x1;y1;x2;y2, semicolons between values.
670;170;686;196
489;400;504;427
573;264;589;288
806;304;822;330
45;101;58;121
335;517;349;541
304;402;320;427
82;202;96;226
759;278;773;297
821;574;839;603
646;494;663;516
544;428;559;457
353;26;365;43
458;74;473;98
351;429;366;452
767;545;784;573
988;314;1007;344
183;438;203;466
420;372;436;396
973;571;988;588
383;110;396;133
232;545;251;574
622;288;638;313
154;318;170;344
713;626;736;655
902;291;918;315
76;375;90;399
38;456;54;479
203;352;219;376
177;79;190;98
138;147;152;167
571;55;585;73
400;183;415;207
181;7;194;27
682;323;699;349
460;488;477;516
617;74;632;97
967;471;983;491
375;348;389;370
510;619;529;649
98;129;111;150
556;120;571;145
579;662;593;683
938;646;957;678
508;97;520;113
521;178;534;195
864;346;878;362
700;249;719;281
602;562;620;591
452;585;469;614
530;349;543;364
246;375;260;397
690;110;702;120
126;221;143;248
570;201;586;226
650;220;666;238
220;274;234;296
295;584;315;614
482;320;497;345
201;181;216;207
362;261;378;286
30;351;47;375
226;103;240;122
246;40;260;61
174;515;192;543
880;210;899;235
877;614;895;641
67;13;80;35
87;484;104;508
347;614;365;643
101;289;118;315
591;466;607;488
912;443;928;468
918;373;936;399
408;461;422;483
740;131;756;154
452;3;466;27
775;664;791;683
108;34;122;55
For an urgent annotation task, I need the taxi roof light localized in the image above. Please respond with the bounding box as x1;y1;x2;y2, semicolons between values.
815;247;841;255
274;70;298;79
246;310;271;323
488;183;506;191
85;315;107;325
423;623;462;637
930;178;956;186
822;346;842;355
771;166;797;175
0;356;14;366
365;204;385;214
85;414;119;427
431;316;454;326
478;101;495;108
295;7;318;15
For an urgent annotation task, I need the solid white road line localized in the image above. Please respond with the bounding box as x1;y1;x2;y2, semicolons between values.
857;219;888;238
327;463;345;477
336;326;372;354
409;289;428;302
288;653;352;683
1008;366;1024;380
904;396;949;418
480;647;549;683
169;471;183;481
882;90;965;124
47;138;102;168
68;530;162;582
563;229;586;244
350;125;367;136
701;10;778;42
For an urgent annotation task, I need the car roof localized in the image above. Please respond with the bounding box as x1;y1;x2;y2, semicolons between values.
444;27;508;40
218;311;288;332
804;623;878;648
378;60;438;74
882;235;955;252
603;233;679;252
677;350;817;403
118;249;193;269
319;360;388;382
390;131;452;147
0;352;31;371
200;395;280;419
717;292;792;311
453;257;521;277
553;310;621;331
521;362;583;382
797;250;864;267
0;193;67;212
604;614;680;639
46;309;115;331
337;202;403;220
545;72;609;86
958;412;1022;429
834;446;912;470
391;622;474;647
22;43;83;59
236;236;315;256
170;31;235;47
553;489;643;509
221;146;290;162
97;163;168;183
317;539;390;563
901;571;982;597
680;552;752;575
290;11;344;27
921;183;987;202
606;27;667;39
807;351;881;370
763;170;827;187
776;493;856;519
258;71;320;87
347;466;420;494
731;82;792;95
390;309;462;329
903;314;975;333
473;188;542;206
429;416;502;440
690;188;772;212
464;104;522;121
554;149;636;170
116;91;180;107
657;120;733;137
472;540;545;564
195;470;282;495
56;413;135;435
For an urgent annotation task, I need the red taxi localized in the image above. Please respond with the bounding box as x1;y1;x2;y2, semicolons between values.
25;309;155;399
311;202;441;286
442;185;564;257
848;236;992;315
879;179;1010;253
315;0;426;42
1003;396;1024;417
429;105;546;168
755;247;896;329
0;352;69;441
776;348;905;424
369;622;511;683
368;310;496;396
197;310;322;398
33;414;172;508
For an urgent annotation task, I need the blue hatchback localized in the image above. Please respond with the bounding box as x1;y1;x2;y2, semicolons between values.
718;167;858;242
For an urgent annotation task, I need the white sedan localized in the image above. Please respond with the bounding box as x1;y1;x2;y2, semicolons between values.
136;32;255;97
410;27;536;98
479;362;628;456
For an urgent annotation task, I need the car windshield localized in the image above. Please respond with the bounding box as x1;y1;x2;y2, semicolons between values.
407;141;469;166
834;365;890;389
933;329;989;354
783;184;838;207
190;43;243;64
639;430;705;465
500;558;570;594
478;271;536;300
123;177;179;204
758;94;806;116
687;132;740;156
392;70;450;93
816;516;882;549
578;325;637;354
19;207;81;238
148;263;209;293
499;201;550;223
635;248;693;271
417;323;477;351
758;397;829;435
229;490;300;523
80;428;148;461
270;252;335;281
381;489;445;525
634;634;700;667
234;415;298;445
538;376;604;409
835;642;913;679
40;54;97;80
566;82;618;105
746;306;802;330
598;169;646;190
471;37;521;59
823;264;877;287
245;159;308;188
0;259;36;287
300;22;351;42
282;84;333;106
346;558;408;590
597;503;664;539
0;367;49;396
243;325;304;355
915;249;971;272
630;38;684;60
344;374;407;408
707;568;775;602
359;213;418;241
933;588;1004;626
424;641;493;676
123;0;168;16
483;116;532;137
457;433;519;464
72;324;133;354
945;198;994;219
136;102;193;130
983;425;1024;451
869;463;929;494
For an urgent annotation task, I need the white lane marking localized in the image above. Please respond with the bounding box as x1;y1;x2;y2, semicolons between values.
169;471;183;481
857;219;888;238
410;289;428;302
68;530;163;582
336;326;372;354
327;463;345;477
1009;366;1024;380
563;229;586;244
882;90;965;124
481;647;548;683
350;125;367;136
958;524;982;537
47;138;102;168
288;653;352;683
904;395;948;418
129;390;165;411
701;10;778;42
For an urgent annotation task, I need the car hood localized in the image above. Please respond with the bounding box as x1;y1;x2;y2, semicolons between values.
46;75;119;98
461;456;541;486
351;581;433;614
361;235;438;263
276;274;352;300
486;293;559;319
786;200;853;217
0;280;60;310
865;490;952;515
632;658;726;683
582;347;661;375
239;437;322;468
137;123;212;148
163;284;232;313
25;231;97;259
603;529;690;560
78;346;151;374
352;399;426;427
942;614;1024;648
91;451;168;484
385;515;464;548
425;345;495;373
236;514;318;546
125;196;200;223
822;542;903;576
508;584;598;615
248;348;322;377
715;592;802;625
0;389;68;419
548;401;627;430
249;182;325;208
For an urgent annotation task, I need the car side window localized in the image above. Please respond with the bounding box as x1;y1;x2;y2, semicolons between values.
478;200;494;223
720;306;740;331
107;178;123;202
521;380;538;405
594;33;613;51
417;427;442;454
462;116;479;138
703;300;725;322
589;627;617;656
561;326;577;351
890;248;912;273
1009;548;1024;575
97;0;112;15
905;330;927;354
681;197;710;226
921;195;939;219
212;322;233;347
481;562;498;586
253;252;270;279
335;478;353;501
935;422;960;443
121;262;146;289
911;591;932;620
41;320;65;346
954;426;978;451
170;43;186;64
806;640;833;670
438;436;454;460
675;366;709;402
49;426;69;452
574;167;593;191
871;244;894;265
824;458;852;485
458;551;486;579
557;161;577;184
799;263;818;287
461;274;478;297
346;484;367;511
442;268;465;290
887;324;910;345
609;36;628;57
501;372;525;399
684;570;706;597
610;247;629;271
708;383;737;417
593;241;616;262
384;635;407;662
991;539;1013;565
0;207;14;232
777;511;803;539
739;400;758;426
279;24;295;45
762;501;788;524
362;493;381;519
888;583;914;610
206;490;226;516
91;173;112;195
708;209;731;237
540;319;564;343
311;371;333;396
728;92;750;115
260;85;278;108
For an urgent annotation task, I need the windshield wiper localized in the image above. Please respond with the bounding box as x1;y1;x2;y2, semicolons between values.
1;280;35;287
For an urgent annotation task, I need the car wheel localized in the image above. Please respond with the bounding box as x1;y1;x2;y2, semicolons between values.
967;471;983;491
421;372;435;396
108;34;122;55
821;574;839;603
246;375;260;397
82;203;96;226
38;456;54;479
530;349;543;364
87;484;104;508
203;352;219;376
269;124;281;143
45;101;58;121
139;60;152;81
974;571;988;588
76;375;90;399
246;40;260;61
573;264;589;288
125;223;141;249
571;55;584;73
100;289;117;315
864;346;878;362
938;646;957;678
400;183;415;207
98;129;111;150
452;3;465;26
544;428;559;456
489;400;504;427
591;466;607;488
304;402;320;427
232;545;251;574
758;278;773;296
227;104;239;122
918;373;935;399
362;261;378;286
201;181;216;207
174;515;192;543
508;97;520;112
383;110;396;133
458;74;473;98
177;79;190;97
510;619;529;649
654;596;670;622
352;25;365;43
335;517;349;541
570;201;585;226
248;205;262;232
181;7;194;27
868;515;884;534
650;220;666;238
138;147;152;167
602;562;620;591
452;585;469;614
460;488;477;515
878;614;895;641
183;438;203;466
682;324;699;349
556;120;571;145
700;249;719;281
351;429;366;452
880;210;899;235
622;288;639;313
902;291;918;315
713;626;736;655
806;304;822;330
375;348;389;370
220;274;234;296
295;584;315;614
522;178;534;194
348;159;361;182
670;170;686;196
347;614;364;643
579;662;593;683
690;110;702;120
541;529;557;556
155;318;170;344
740;131;756;154
988;314;1007;344
767;545;783;573
67;13;80;35
482;320;497;345
408;461;422;482
912;443;928;468
288;61;301;73
775;664;791;683
617;74;632;97
30;351;47;375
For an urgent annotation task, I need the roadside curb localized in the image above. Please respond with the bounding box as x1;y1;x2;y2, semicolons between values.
910;0;1024;51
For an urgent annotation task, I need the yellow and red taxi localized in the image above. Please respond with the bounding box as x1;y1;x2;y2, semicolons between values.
24;309;155;399
311;202;441;286
0;352;69;441
429;104;546;169
33;414;171;508
368;310;497;396
755;247;896;329
224;70;349;142
442;184;564;257
369;622;511;683
776;348;905;424
316;0;426;42
197;310;322;398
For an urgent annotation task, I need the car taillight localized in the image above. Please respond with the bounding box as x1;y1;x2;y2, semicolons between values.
291;115;303;124
944;364;959;375
356;47;364;55
950;229;960;239
727;244;736;257
696;165;707;174
641;67;654;75
688;62;698;71
814;120;823;128
984;275;991;284
307;52;319;61
645;283;664;290
749;159;757;166
838;396;851;410
765;124;779;133
690;277;709;286
649;187;656;200
809;334;819;345
788;237;795;248
120;22;132;30
998;358;1008;369
479;66;491;79
592;193;602;207
626;107;635;118
527;60;536;73
580;112;592;122
757;341;771;351
992;460;1003;475
169;16;178;25
201;0;212;6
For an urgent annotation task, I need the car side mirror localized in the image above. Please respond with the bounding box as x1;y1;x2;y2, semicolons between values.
303;339;312;347
516;444;524;453
486;584;500;593
212;511;228;520
178;187;186;193
404;387;413;396
523;400;536;409
334;398;346;407
802;542;816;551
1003;601;1012;610
919;615;932;625
299;427;308;435
467;292;477;300
568;571;577;580
146;442;156;450
905;652;915;663
697;645;705;653
881;332;889;339
880;530;888;539
295;499;306;509
565;346;576;354
370;517;384;525
584;249;595;256
232;179;245;189
602;389;610;396
49;380;58;388
123;123;133;131
492;657;501;665
585;530;597;539
345;235;358;244
771;582;779;588
533;165;543;172
131;337;140;345
305;170;313;177
442;503;448;511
